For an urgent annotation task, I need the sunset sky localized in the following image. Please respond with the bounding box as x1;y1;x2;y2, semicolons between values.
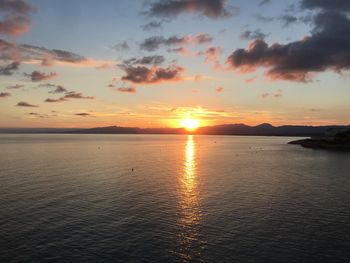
1;0;349;128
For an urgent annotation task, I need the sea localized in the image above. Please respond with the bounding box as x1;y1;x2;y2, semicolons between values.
0;134;349;263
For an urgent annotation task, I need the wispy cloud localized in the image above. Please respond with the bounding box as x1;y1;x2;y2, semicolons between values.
140;33;213;51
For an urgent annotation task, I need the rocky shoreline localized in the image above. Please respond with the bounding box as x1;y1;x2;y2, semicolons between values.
288;138;350;151
289;128;350;151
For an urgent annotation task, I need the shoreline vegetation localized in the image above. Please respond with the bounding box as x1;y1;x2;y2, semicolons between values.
288;129;350;151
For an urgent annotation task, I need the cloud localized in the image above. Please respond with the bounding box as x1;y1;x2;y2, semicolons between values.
25;71;57;81
216;86;224;93
45;87;94;102
167;47;190;56
44;98;66;103
280;14;298;27
0;61;20;75
0;39;112;68
121;65;184;84
197;46;223;69
260;89;283;99
259;0;271;6
226;10;350;82
122;55;165;66
0;92;11;97
49;85;67;94
144;0;238;19
112;41;130;51
28;112;50;118
0;0;34;36
38;83;56;88
301;0;350;12
245;77;256;83
241;29;269;40
261;92;270;99
254;14;299;27
140;33;213;51
63;91;94;100
6;84;24;89
74;113;91;117
45;91;94;103
141;21;163;31
117;87;137;93
16;101;37;107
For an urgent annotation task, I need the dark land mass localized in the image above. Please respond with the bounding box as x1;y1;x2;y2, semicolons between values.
68;123;350;137
289;129;350;151
1;123;349;137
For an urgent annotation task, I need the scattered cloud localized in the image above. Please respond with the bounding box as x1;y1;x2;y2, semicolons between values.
112;41;130;51
74;113;92;117
260;89;283;99
25;70;57;81
38;83;56;88
197;46;223;69
0;61;20;75
216;86;224;93
227;10;350;82
141;21;163;31
44;98;66;103
261;92;270;99
121;65;184;84
117;87;137;93
144;0;238;19
140;33;213;51
259;0;271;6
45;87;94;102
49;85;67;94
241;29;269;40
121;55;165;66
16;101;37;107
0;39;113;68
0;92;11;97
28;112;51;118
63;91;94;100
280;14;298;27
245;77;256;83
0;0;35;36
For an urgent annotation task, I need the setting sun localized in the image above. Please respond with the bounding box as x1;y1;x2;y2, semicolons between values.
180;118;200;131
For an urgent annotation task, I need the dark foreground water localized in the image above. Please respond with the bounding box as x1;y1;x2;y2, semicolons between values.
0;134;349;263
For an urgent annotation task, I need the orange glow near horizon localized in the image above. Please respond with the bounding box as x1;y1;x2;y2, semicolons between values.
180;118;200;131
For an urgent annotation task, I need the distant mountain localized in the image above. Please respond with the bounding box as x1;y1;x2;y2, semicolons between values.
0;128;81;134
1;124;349;136
69;126;185;134
68;124;350;137
196;123;350;136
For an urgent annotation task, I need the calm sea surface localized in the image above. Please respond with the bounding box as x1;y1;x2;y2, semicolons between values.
0;134;350;263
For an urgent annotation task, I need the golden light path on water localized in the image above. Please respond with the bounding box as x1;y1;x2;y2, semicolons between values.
177;135;204;261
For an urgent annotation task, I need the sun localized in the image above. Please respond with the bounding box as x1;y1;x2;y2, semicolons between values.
180;118;200;131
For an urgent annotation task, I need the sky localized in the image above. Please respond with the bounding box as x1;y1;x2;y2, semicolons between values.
0;0;349;128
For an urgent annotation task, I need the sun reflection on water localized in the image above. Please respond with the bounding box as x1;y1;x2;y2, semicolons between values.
177;135;204;261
